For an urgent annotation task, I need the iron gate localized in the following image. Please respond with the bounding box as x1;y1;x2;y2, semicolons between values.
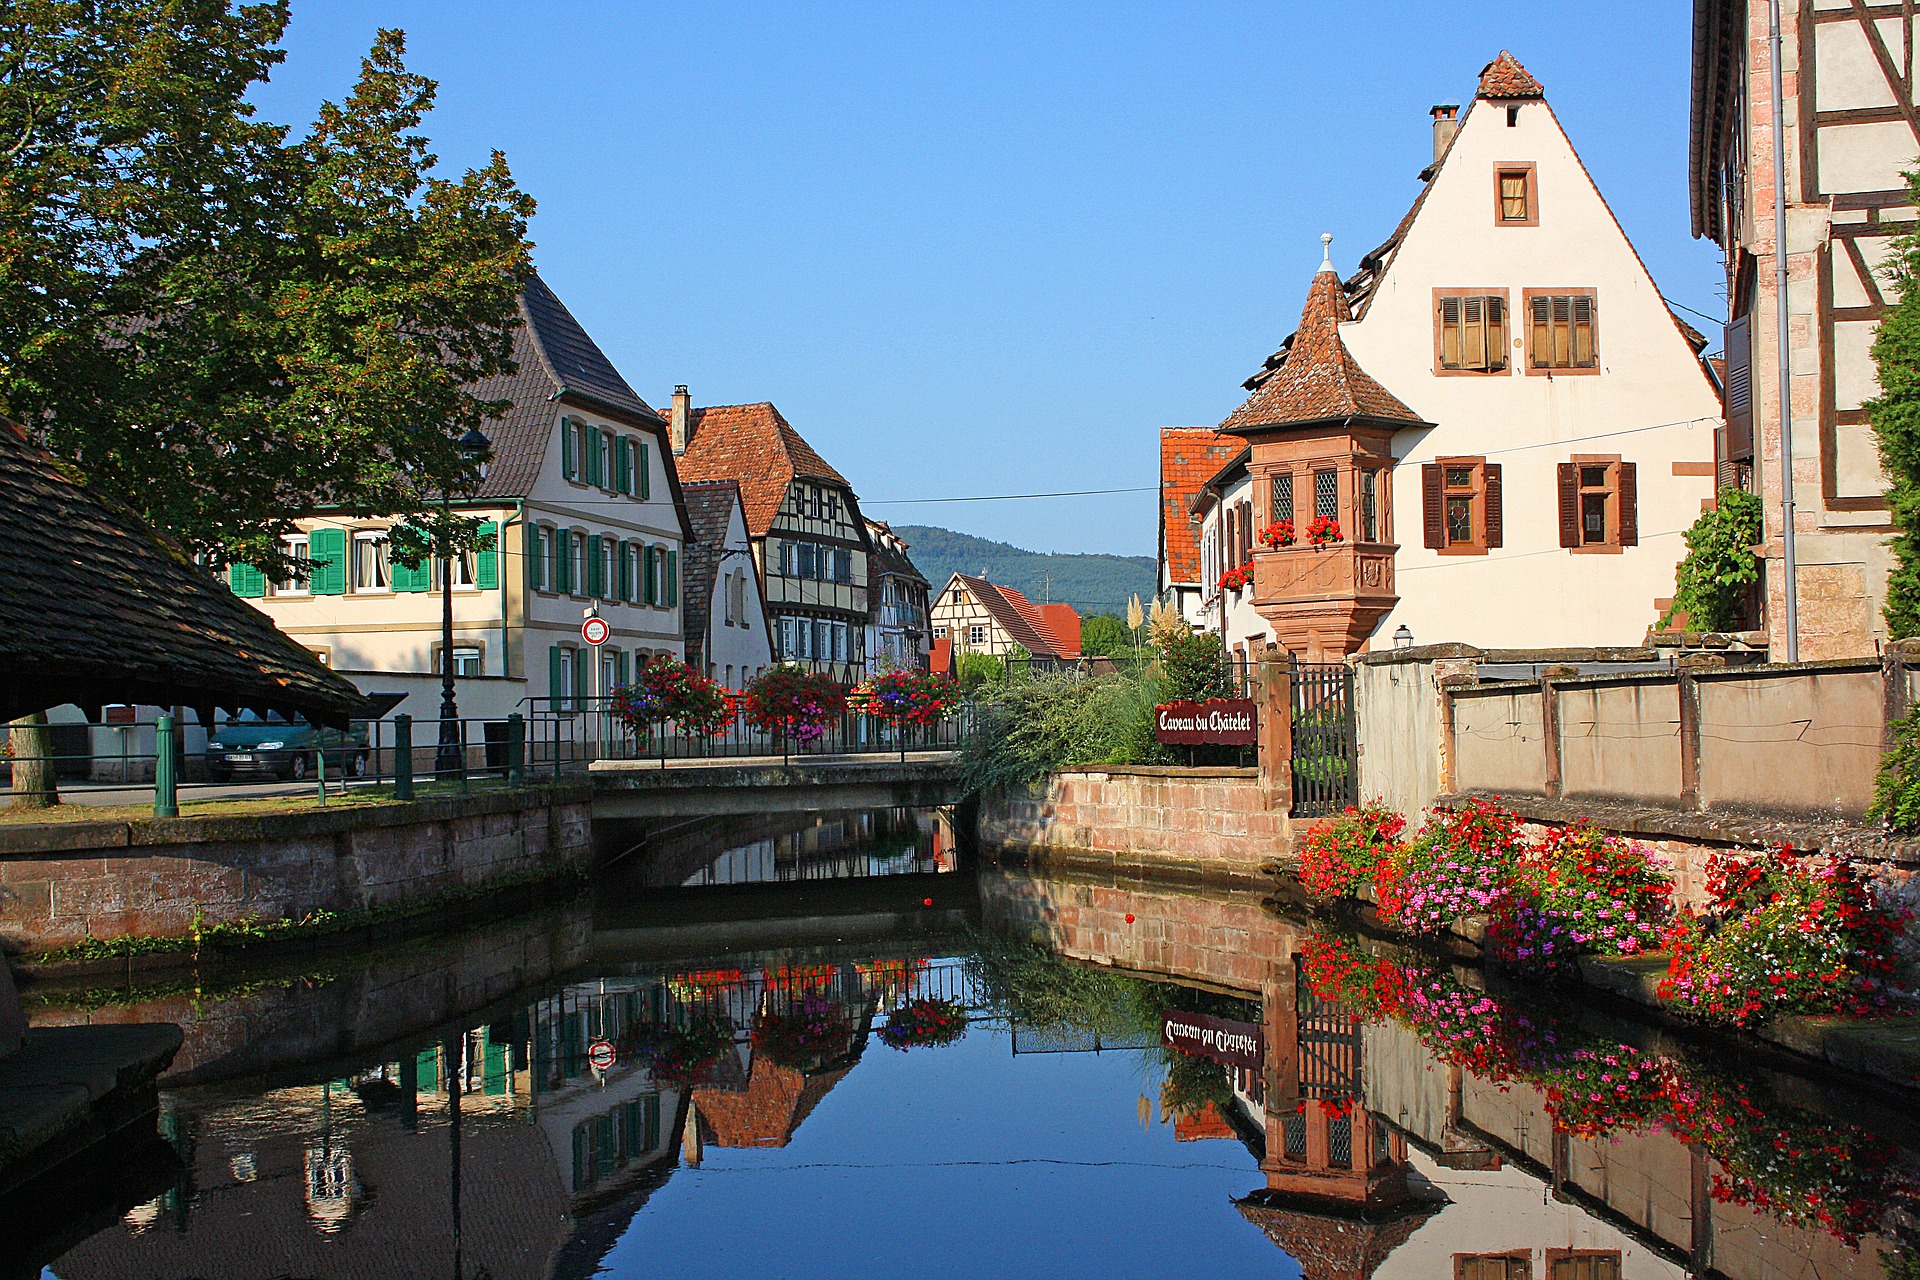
1290;662;1357;817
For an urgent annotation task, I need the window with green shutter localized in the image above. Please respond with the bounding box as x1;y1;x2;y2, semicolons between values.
614;438;631;495
229;562;267;598
526;523;545;591
614;648;629;687
561;417;576;480
583;428;602;487
643;545;659;604
586;534;604;597
556;531;574;594
309;528;348;595
638;440;651;500
476;521;499;589
391;526;430;593
618;542;634;601
550;646;565;710
664;548;678;607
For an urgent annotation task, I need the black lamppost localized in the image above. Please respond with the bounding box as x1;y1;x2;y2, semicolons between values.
436;426;491;779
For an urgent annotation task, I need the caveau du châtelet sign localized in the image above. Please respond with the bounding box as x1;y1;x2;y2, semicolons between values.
1153;698;1257;746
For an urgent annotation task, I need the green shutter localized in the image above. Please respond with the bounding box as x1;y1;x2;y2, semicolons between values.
665;548;679;607
614;438;631;495
391;526;428;593
557;531;573;594
575;645;590;703
561;418;575;479
229;562;267;598
417;1048;440;1095
618;542;633;602
614;649;629;688
643;546;658;604
586;534;603;597
476;520;499;589
525;522;544;591
584;429;602;487
638;441;651;500
309;528;348;595
549;646;564;708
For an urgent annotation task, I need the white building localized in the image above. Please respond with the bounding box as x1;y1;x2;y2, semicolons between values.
1188;448;1277;662
1205;53;1722;658
233;273;694;719
681;480;773;690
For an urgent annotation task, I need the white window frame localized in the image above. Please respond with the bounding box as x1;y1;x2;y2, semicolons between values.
352;530;391;593
274;534;311;596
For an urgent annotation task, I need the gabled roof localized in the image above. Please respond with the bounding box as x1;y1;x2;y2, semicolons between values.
1038;604;1083;659
0;421;371;726
1160;427;1243;586
1221;264;1424;434
468;272;667;501
1236;1192;1440;1280
674;402;855;536
1191;446;1252;515
865;521;929;587
1477;50;1543;99
692;1056;852;1149
947;573;1074;660
680;480;748;670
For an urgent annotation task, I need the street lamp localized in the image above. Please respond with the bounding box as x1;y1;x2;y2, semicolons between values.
1392;623;1414;651
436;427;491;779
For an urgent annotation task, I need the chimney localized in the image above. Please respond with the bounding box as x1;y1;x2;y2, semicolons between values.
1430;103;1460;166
670;384;691;455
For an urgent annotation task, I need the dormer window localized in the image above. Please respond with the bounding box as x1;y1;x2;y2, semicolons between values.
1495;165;1536;225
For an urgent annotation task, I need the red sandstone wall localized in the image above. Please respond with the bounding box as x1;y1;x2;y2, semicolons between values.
976;766;1291;881
0;796;592;951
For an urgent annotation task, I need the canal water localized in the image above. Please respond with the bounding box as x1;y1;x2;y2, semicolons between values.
13;807;1920;1278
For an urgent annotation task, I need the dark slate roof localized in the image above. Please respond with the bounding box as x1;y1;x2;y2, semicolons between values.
468;272;667;502
0;421;371;725
681;480;741;669
865;522;928;586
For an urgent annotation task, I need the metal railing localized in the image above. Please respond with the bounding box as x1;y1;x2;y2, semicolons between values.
520;695;975;772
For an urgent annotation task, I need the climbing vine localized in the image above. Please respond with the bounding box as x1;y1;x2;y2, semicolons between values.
1661;487;1763;632
1867;169;1920;636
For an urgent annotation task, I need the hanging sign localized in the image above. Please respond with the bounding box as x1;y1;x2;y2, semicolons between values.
1153;698;1257;746
1161;1010;1264;1070
581;616;611;647
586;1039;617;1071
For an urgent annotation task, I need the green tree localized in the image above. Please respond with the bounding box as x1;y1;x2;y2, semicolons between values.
1660;487;1763;632
1868;167;1920;636
1079;613;1129;656
0;7;534;577
1157;630;1232;702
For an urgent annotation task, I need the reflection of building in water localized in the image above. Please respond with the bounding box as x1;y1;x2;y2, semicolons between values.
682;807;953;886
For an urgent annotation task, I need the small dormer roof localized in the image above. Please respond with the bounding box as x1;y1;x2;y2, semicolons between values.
1477;50;1543;99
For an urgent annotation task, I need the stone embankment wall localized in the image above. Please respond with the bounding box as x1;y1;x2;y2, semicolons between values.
0;784;592;953
975;765;1289;883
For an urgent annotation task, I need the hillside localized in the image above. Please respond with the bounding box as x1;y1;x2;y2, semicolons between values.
891;525;1155;619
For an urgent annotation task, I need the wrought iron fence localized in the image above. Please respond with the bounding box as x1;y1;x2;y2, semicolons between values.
1290;661;1358;817
521;695;975;772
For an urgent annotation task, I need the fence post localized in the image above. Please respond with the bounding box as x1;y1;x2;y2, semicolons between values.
153;714;178;818
1678;670;1702;811
1256;651;1293;812
507;712;525;787
1539;670;1566;801
393;714;414;800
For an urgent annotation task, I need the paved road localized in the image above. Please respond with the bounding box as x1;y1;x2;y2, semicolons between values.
1;779;369;808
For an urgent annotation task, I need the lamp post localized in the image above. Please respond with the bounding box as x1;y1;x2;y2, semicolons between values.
436;426;491;780
1392;624;1414;651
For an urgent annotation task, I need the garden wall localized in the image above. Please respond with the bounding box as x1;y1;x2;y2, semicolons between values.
0;784;592;954
975;765;1290;883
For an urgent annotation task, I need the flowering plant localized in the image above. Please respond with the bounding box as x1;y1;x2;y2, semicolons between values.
611;656;736;739
1488;825;1671;969
1258;520;1296;549
755;994;852;1068
1373;801;1521;936
1659;847;1910;1026
878;997;967;1050
1295;802;1406;901
1217;564;1253;593
1306;514;1342;546
742;663;846;743
1534;1044;1669;1138
854;668;960;728
624;1014;734;1084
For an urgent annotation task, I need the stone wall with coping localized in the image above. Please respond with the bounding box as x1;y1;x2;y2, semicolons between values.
0;785;592;953
975;765;1289;882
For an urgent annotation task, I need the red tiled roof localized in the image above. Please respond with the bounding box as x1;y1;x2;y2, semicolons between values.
693;1056;851;1149
952;573;1070;660
1478;50;1543;99
675;402;851;536
929;635;952;675
1221;266;1424;434
1039;604;1082;659
1160;427;1242;586
1173;1103;1238;1141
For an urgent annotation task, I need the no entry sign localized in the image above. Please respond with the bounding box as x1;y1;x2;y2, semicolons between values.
581;616;611;647
1154;698;1257;746
586;1039;616;1071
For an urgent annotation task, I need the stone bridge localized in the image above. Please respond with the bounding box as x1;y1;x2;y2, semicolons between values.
586;754;965;820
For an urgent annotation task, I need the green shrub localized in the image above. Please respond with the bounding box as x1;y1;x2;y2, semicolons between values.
1661;487;1762;632
1871;703;1920;832
1157;630;1233;702
960;669;1164;794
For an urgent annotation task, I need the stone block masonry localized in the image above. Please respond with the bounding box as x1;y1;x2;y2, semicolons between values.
0;784;593;954
976;765;1291;884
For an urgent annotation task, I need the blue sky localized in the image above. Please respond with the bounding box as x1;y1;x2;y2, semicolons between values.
250;2;1722;557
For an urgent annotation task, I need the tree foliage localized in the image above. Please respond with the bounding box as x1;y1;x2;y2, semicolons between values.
1661;487;1763;632
0;4;535;575
1868;167;1920;636
1078;612;1130;657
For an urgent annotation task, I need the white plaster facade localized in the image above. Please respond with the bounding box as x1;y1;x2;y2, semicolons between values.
1335;73;1722;650
1191;460;1277;660
698;490;774;691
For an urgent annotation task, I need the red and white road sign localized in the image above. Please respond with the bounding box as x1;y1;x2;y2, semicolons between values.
581;616;611;647
586;1039;616;1071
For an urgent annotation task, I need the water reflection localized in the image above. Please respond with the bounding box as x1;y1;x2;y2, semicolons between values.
23;831;1920;1278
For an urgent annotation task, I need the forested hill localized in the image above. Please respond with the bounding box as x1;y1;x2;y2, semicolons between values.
890;525;1155;618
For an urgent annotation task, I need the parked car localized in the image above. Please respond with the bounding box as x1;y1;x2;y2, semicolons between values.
206;711;369;782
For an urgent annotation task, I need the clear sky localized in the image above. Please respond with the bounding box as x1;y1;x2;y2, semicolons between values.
249;1;1722;558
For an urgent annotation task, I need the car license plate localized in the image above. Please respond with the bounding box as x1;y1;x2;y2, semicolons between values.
225;753;254;763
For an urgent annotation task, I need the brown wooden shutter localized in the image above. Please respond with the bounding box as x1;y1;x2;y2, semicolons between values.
1422;463;1445;549
1723;315;1751;458
1557;463;1580;547
1617;462;1638;546
1483;463;1503;548
1438;297;1461;368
